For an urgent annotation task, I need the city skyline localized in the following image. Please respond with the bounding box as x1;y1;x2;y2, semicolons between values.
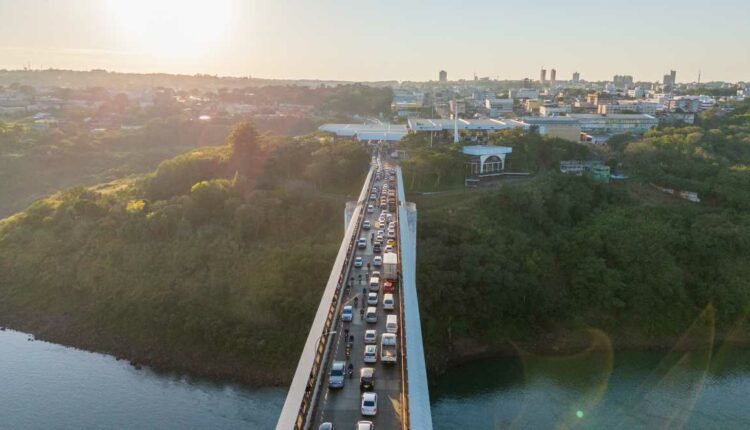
0;0;749;83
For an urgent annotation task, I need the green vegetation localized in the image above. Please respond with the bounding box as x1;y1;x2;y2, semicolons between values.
413;101;750;371
0;118;230;218
400;129;589;192
0;123;370;384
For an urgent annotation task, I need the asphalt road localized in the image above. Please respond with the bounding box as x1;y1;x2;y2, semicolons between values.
313;166;403;429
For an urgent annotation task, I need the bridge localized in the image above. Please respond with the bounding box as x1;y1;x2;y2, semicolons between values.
276;157;432;430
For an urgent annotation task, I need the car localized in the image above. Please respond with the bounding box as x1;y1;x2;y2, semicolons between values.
371;271;381;279
354;257;363;268
387;230;396;239
366;204;374;213
369;193;377;201
372;256;382;267
328;361;345;388
365;307;377;323
386;239;396;247
379;202;387;210
385;245;394;254
361;392;378;416
342;305;353;322
319;423;334;430
367;292;378;305
364;344;377;363
362;220;371;230
357;421;374;430
358;238;367;249
364;329;377;344
383;281;394;294
383;293;394;311
372;242;382;253
360;367;375;391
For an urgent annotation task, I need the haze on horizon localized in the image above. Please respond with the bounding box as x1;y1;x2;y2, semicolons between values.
1;0;748;83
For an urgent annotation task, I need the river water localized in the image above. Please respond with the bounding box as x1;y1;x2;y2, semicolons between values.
0;329;284;429
4;328;750;429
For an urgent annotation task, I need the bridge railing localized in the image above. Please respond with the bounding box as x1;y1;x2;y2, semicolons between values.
396;167;411;430
277;164;376;430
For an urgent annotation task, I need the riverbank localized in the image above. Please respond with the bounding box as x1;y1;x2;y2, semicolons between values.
0;308;293;387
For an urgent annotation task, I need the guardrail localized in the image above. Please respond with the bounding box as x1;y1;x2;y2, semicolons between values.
277;164;376;430
395;178;410;430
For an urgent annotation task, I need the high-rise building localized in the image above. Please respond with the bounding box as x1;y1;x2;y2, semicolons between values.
439;70;447;82
613;75;634;88
663;70;677;86
572;72;580;83
540;68;547;83
550;69;557;85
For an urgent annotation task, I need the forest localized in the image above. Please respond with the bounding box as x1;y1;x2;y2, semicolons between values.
0;123;370;384
413;100;750;371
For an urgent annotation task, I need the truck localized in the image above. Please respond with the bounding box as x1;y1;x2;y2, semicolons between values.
380;333;397;363
383;252;398;281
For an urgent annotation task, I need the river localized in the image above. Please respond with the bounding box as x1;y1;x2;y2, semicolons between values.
0;329;284;429
4;328;750;429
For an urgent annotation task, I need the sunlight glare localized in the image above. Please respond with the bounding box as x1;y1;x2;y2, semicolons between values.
107;0;234;60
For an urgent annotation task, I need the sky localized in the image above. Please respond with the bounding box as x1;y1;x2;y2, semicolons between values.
0;0;748;83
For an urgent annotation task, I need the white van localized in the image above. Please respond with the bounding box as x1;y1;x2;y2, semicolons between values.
383;294;394;311
365;307;378;324
386;314;398;333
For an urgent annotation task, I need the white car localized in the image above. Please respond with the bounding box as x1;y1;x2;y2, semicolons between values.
366;205;374;213
385;245;394;254
365;306;377;323
367;292;378;306
372;256;382;267
371;271;381;279
358;238;367;249
362;220;371;230
364;329;377;344
357;422;374;430
364;344;377;363
354;257;363;268
361;392;378;416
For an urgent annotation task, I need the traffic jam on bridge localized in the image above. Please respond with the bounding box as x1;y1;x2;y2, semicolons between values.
315;160;404;430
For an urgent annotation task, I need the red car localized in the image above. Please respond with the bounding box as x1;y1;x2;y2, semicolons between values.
383;281;393;294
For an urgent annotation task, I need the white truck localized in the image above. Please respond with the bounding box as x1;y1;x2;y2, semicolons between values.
380;333;397;364
383;252;398;281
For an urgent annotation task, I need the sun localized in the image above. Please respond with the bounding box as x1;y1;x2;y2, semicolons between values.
107;0;234;60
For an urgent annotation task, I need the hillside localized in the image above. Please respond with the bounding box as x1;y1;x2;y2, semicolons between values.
0;123;370;385
412;101;750;372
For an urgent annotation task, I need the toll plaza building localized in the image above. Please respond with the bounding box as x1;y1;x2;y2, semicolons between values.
463;145;513;185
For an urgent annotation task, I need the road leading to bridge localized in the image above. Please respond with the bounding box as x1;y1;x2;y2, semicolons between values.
311;160;404;429
277;153;431;430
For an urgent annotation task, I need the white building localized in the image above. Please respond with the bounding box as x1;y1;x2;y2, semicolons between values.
318;123;408;141
484;98;513;117
463;145;513;176
511;88;540;100
569;113;658;135
539;105;572;117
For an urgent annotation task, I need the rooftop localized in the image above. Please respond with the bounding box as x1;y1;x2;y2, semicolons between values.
407;118;527;132
462;145;513;156
568;113;657;120
318;123;408;141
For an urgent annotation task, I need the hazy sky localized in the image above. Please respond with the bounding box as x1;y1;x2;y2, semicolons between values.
1;0;748;82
